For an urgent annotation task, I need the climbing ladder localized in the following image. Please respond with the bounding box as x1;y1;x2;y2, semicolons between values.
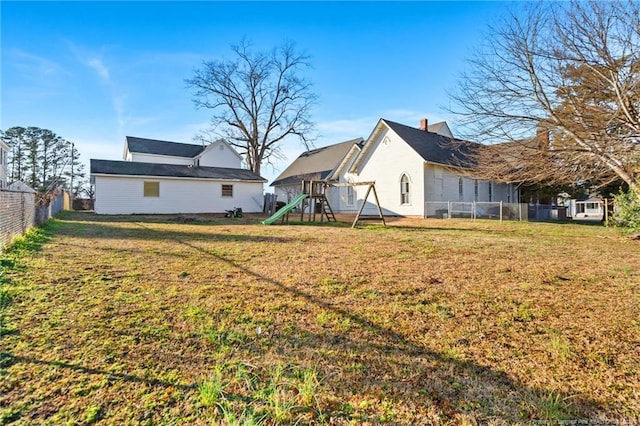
318;194;336;222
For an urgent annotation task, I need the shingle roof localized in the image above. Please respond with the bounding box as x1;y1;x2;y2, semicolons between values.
271;138;363;187
91;159;266;182
126;136;205;158
383;119;476;168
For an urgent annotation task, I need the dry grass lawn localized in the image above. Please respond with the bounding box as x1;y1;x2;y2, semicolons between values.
1;212;639;425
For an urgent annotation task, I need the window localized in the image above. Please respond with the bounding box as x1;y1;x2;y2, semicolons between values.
346;180;355;206
221;184;233;197
400;174;410;204
488;182;493;202
144;181;160;197
474;180;479;201
458;177;464;201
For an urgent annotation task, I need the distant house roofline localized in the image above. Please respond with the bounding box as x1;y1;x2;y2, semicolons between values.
271;138;363;187
124;136;206;159
91;159;266;182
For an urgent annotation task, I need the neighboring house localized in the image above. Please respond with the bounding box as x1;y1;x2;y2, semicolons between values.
91;136;266;215
569;197;604;221
272;118;519;217
271;138;364;210
0;140;8;189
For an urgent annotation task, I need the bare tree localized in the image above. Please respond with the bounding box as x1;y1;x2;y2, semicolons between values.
450;1;640;196
187;40;317;176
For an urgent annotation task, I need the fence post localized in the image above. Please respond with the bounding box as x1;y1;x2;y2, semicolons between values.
500;201;503;224
472;201;476;221
447;201;451;219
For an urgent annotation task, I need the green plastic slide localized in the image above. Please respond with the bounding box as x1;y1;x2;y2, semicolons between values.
261;193;309;225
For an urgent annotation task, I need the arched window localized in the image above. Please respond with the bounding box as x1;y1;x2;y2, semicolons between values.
400;174;410;205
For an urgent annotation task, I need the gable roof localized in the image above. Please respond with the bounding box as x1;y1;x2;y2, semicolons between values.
427;121;453;138
351;119;476;173
271;138;363;187
8;180;36;193
91;159;266;182
196;139;243;161
125;136;205;158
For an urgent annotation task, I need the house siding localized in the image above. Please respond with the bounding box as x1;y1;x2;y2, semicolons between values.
94;175;264;214
129;153;193;166
424;164;517;203
274;184;301;204
350;127;425;216
198;142;242;168
331;175;357;213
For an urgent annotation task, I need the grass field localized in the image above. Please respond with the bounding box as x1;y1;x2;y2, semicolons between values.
1;212;639;425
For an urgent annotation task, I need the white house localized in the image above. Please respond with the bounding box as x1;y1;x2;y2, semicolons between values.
91;136;266;215
272;118;519;217
569;197;605;221
0;140;8;189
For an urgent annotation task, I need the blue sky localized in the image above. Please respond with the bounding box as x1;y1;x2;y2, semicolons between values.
1;1;512;184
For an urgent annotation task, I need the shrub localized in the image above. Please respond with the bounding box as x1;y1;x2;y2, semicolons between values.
611;188;640;233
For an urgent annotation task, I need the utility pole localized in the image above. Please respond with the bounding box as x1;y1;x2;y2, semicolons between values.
69;141;75;206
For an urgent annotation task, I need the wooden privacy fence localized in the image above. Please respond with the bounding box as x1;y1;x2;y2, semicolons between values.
0;188;70;250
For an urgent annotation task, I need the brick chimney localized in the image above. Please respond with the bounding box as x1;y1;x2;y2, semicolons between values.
419;118;428;131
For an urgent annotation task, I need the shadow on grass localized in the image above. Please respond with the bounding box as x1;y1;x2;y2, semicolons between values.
57;210;267;226
5;213;611;422
167;235;605;421
50;219;296;244
0;353;196;391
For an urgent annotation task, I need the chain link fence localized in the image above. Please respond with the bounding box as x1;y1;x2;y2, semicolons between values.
424;201;567;222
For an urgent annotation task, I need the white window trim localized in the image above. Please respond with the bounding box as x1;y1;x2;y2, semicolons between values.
221;184;233;198
400;173;411;205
